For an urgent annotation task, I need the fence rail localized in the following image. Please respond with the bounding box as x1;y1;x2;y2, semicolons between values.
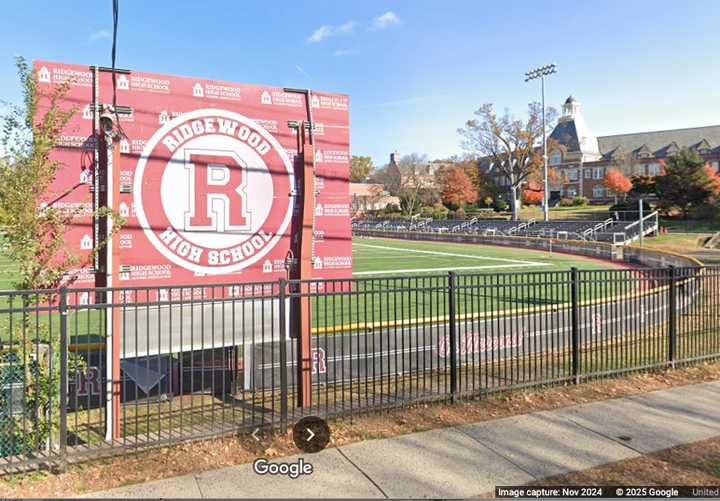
0;264;717;471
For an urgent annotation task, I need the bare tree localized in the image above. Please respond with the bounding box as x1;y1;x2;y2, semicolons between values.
396;153;431;216
458;102;557;220
370;162;401;196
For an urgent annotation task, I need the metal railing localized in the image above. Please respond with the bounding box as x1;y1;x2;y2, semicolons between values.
0;264;718;471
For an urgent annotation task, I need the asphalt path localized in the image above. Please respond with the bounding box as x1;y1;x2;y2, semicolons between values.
253;278;699;389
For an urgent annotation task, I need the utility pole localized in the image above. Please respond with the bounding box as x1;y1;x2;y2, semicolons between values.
525;64;557;222
639;198;644;247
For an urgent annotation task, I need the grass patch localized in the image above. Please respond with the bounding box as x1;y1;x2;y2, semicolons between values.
519;436;720;490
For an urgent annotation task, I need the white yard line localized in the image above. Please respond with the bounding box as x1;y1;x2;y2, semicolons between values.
353;262;549;276
353;242;544;266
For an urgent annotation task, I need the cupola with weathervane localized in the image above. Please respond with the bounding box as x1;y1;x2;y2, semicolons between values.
550;95;601;162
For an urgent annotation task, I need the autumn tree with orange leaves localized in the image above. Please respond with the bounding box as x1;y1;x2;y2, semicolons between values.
442;166;477;208
603;167;632;202
704;163;720;196
521;180;544;205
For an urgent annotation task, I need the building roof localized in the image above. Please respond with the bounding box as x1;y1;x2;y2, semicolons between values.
550;120;580;152
551;96;601;161
349;182;386;196
597;125;720;159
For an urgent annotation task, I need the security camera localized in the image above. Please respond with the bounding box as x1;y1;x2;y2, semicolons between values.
99;106;115;136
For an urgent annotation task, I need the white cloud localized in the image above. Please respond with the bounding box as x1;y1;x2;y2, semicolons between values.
295;65;311;79
333;49;353;57
307;21;355;43
337;21;355;34
308;26;332;43
89;29;110;42
371;11;400;30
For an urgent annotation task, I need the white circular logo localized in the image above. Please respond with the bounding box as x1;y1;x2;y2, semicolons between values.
133;109;294;275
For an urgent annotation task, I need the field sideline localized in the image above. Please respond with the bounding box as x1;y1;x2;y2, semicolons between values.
0;237;622;291
352;236;621;276
0;237;630;341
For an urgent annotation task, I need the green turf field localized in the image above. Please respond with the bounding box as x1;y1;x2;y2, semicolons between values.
308;236;630;331
0;237;630;340
351;236;616;276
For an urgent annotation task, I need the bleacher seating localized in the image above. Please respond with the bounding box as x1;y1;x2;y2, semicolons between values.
352;212;658;245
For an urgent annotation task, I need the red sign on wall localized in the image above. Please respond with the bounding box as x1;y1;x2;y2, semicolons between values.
34;61;352;291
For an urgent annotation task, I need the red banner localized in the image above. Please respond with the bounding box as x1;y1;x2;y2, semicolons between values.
34;61;352;292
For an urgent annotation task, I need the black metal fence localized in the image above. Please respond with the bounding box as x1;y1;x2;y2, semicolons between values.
0;265;718;471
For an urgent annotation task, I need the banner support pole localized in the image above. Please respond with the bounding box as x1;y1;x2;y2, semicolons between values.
285;88;316;408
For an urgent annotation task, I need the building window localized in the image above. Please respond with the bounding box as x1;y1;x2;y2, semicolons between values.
592;186;605;198
634;164;645;176
593;167;604;180
584;168;591;179
549;150;562;165
648;163;661;176
567;169;578;181
567;187;577;197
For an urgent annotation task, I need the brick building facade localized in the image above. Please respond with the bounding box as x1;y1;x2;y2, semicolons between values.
486;96;720;203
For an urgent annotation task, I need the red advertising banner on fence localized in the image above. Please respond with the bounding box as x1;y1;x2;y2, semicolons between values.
34;61;352;294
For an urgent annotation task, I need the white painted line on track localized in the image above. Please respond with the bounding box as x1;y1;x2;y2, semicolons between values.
353;262;550;276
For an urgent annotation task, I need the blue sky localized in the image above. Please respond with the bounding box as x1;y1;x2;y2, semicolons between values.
1;0;719;166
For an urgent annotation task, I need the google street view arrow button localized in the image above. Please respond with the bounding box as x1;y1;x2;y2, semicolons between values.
252;428;261;442
293;416;330;453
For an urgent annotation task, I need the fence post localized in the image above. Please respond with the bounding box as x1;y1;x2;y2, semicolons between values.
448;272;458;401
278;279;288;430
668;266;677;368
58;288;68;473
570;268;580;384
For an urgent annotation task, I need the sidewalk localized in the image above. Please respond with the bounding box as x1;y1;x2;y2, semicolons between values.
85;380;720;499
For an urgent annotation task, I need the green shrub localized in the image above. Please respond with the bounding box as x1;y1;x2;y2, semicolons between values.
432;204;449;219
571;196;589;206
383;203;400;214
493;199;508;212
420;206;434;217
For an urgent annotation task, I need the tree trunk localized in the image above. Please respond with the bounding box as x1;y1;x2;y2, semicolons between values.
510;186;520;221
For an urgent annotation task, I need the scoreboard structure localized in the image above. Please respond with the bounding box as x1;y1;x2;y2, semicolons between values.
35;61;352;434
34;61;352;295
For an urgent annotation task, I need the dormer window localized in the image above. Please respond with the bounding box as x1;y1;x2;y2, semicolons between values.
549;150;562;165
692;139;712;155
663;142;679;157
634;144;653;159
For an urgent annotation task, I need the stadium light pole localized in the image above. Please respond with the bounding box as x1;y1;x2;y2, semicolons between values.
525;63;557;222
